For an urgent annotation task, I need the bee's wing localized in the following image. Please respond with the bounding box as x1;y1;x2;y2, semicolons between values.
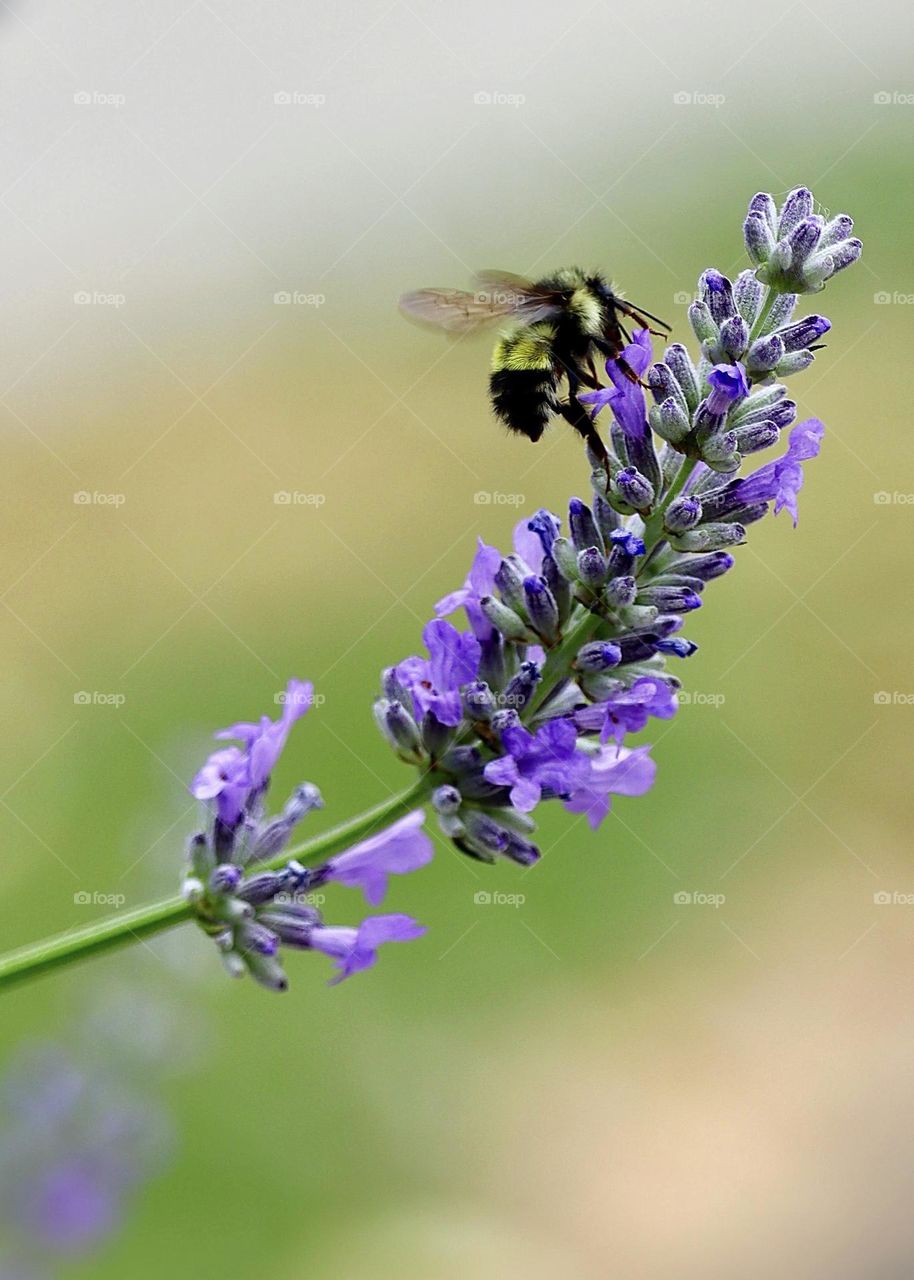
399;273;563;334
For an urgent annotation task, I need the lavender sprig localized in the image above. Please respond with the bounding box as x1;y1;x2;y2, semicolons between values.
373;186;860;873
0;184;861;996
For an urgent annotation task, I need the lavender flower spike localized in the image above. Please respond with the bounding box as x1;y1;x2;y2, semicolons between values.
170;180;860;998
185;682;432;991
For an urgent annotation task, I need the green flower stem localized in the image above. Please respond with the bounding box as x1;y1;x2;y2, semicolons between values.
0;776;433;993
747;285;781;344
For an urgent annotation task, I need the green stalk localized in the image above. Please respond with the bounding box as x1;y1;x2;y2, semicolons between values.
0;776;432;993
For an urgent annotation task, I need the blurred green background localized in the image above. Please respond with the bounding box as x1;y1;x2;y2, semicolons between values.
2;1;914;1275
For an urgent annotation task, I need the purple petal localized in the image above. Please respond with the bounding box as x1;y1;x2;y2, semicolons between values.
423;619;481;693
510;776;543;813
312;913;427;983
325;810;433;905
564;745;656;830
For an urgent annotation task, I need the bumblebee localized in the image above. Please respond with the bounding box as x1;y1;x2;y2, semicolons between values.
399;268;668;467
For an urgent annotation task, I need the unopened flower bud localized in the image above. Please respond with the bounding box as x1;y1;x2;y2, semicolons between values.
568;498;603;553
374;698;424;763
670;522;747;552
611;467;654;513
480;595;534;643
576;546;607;590
575;640;622;672
604;574;637;608
523;575;560;645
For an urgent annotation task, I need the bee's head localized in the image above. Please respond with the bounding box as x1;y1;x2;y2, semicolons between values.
586;273;616;305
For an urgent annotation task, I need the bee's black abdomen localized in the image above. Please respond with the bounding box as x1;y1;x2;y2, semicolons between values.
489;322;560;442
489;368;558;441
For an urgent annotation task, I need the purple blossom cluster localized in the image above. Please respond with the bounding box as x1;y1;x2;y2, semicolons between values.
374;187;860;866
186;680;431;990
186;185;860;993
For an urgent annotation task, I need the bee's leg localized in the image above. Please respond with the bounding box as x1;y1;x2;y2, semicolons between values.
562;366;611;485
594;339;647;389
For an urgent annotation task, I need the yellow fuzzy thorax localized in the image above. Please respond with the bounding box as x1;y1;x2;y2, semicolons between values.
491;323;557;372
567;287;603;337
